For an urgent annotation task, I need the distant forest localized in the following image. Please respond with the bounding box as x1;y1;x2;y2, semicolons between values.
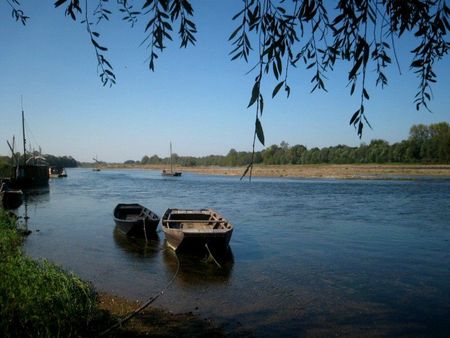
43;155;78;168
134;122;450;166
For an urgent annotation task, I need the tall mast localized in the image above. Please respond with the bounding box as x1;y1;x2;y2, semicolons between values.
170;142;173;173
21;96;27;165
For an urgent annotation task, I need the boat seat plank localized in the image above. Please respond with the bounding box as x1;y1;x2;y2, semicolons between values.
164;219;226;223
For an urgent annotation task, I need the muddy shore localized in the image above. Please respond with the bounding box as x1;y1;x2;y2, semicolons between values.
98;293;248;337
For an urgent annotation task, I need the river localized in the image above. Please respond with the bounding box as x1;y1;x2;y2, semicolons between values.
20;168;450;336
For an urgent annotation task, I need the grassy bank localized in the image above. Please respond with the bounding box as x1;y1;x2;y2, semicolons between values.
0;210;227;337
0;210;101;337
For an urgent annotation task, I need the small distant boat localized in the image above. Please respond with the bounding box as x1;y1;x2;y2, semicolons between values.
161;208;233;252
49;166;67;178
113;203;160;237
161;169;181;177
0;180;23;209
92;156;102;171
161;142;182;177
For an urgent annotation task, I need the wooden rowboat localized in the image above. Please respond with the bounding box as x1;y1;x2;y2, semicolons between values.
113;203;160;238
161;208;233;252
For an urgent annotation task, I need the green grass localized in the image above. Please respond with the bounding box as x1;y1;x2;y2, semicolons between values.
0;210;105;337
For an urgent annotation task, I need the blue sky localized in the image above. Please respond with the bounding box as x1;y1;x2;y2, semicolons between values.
0;2;449;162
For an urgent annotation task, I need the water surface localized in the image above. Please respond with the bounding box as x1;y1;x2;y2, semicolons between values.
21;168;450;336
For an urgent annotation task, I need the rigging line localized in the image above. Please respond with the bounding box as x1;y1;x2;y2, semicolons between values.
99;248;181;336
23;119;42;153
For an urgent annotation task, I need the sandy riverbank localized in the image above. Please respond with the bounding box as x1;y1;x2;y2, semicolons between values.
102;164;450;179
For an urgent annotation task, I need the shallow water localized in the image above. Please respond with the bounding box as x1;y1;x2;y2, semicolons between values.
21;168;450;336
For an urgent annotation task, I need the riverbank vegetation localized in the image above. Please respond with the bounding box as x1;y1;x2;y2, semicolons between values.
138;122;449;167
0;210;101;337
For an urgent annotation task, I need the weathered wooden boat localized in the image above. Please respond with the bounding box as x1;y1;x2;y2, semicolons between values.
9;102;49;189
161;208;233;252
0;180;23;209
12;156;49;189
161;142;182;177
49;166;67;178
113;203;160;237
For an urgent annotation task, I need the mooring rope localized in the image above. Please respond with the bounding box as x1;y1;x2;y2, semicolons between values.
99;248;180;336
204;243;222;268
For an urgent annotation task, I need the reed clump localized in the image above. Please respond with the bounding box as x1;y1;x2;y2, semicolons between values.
0;210;103;337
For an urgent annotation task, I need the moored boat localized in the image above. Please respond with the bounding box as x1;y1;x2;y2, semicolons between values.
113;203;160;237
12;156;49;189
0;180;23;209
161;208;233;252
161;169;182;177
161;142;182;177
49;166;67;178
9;101;49;189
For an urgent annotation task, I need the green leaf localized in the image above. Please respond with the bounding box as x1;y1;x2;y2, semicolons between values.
357;121;364;137
54;0;67;8
349;109;360;125
350;82;356;95
348;57;362;80
255;117;265;146
272;81;284;98
248;80;260;108
259;94;264;115
229;24;242;41
363;88;369;100
91;39;108;51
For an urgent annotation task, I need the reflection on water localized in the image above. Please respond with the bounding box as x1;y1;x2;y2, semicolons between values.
113;227;160;259
20;168;450;337
163;248;234;286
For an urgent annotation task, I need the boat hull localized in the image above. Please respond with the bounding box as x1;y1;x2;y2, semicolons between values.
11;165;49;189
163;227;233;252
161;171;182;177
0;190;23;209
113;203;159;237
162;208;233;253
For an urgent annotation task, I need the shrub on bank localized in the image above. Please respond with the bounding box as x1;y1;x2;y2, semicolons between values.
0;210;102;337
0;211;21;257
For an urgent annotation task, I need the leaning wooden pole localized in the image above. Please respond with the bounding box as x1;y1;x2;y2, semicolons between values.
21;97;27;165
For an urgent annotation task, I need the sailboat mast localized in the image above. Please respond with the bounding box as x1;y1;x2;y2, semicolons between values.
21;97;27;165
170;142;173;173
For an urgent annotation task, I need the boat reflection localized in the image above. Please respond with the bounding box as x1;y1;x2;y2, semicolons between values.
23;187;50;204
163;245;234;285
113;227;161;259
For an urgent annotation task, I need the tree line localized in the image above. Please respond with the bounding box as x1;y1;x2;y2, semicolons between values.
136;122;449;166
